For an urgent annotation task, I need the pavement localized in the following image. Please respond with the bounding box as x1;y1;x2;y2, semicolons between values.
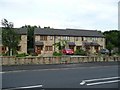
1;61;120;89
2;61;119;72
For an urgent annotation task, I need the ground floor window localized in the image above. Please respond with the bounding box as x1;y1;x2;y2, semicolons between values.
76;46;82;50
17;46;21;51
2;46;6;51
45;46;53;51
69;45;75;51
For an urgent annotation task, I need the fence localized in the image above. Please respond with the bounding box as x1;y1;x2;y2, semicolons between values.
0;56;120;65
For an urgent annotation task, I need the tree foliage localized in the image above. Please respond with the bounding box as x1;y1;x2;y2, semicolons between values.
103;30;119;53
118;31;120;52
21;25;38;53
53;40;68;52
1;19;20;56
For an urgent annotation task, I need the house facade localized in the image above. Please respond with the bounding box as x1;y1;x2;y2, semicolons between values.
0;28;105;56
16;28;27;54
0;28;27;54
34;28;105;55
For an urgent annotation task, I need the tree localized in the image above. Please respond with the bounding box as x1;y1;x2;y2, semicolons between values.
1;19;20;56
118;31;120;53
106;42;114;55
103;30;119;54
21;25;38;53
53;40;68;52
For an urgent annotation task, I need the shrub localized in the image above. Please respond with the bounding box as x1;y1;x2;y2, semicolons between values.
75;49;86;55
16;53;27;57
53;51;62;56
30;52;38;56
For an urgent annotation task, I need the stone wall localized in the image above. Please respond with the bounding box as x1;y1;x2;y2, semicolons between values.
0;56;120;66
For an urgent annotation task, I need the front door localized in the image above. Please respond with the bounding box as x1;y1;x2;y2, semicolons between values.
95;46;99;53
69;46;74;51
37;46;42;54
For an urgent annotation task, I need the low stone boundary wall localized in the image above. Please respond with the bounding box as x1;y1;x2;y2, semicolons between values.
0;56;120;66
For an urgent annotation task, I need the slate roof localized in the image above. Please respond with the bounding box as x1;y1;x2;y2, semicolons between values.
15;28;27;35
34;28;104;37
1;27;27;35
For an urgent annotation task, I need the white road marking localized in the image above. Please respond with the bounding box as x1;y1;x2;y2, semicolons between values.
84;77;119;82
87;80;120;86
4;85;43;90
80;76;120;85
0;72;4;74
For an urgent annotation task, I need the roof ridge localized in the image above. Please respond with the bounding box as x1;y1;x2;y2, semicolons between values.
39;28;98;32
66;28;98;32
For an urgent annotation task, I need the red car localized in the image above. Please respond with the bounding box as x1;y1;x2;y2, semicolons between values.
62;49;74;55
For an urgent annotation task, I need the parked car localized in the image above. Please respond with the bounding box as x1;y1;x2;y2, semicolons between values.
99;49;109;54
62;49;74;55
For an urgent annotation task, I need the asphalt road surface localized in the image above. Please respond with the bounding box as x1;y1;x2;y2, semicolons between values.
2;62;120;89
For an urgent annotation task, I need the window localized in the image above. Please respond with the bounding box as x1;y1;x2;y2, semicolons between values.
92;38;95;41
2;46;6;51
17;46;21;51
82;37;84;41
67;37;70;40
64;36;67;40
50;36;53;40
101;38;103;41
76;46;82;50
90;37;92;40
58;36;61;40
76;37;78;41
64;36;70;40
45;46;53;51
40;36;47;41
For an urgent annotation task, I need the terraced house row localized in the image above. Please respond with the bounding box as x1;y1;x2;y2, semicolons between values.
0;28;105;55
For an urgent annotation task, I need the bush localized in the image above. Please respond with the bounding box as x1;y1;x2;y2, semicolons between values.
2;50;18;56
1;53;6;56
53;52;62;56
16;53;28;57
31;52;38;56
75;49;86;55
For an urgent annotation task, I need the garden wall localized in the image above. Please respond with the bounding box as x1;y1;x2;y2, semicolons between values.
0;56;120;66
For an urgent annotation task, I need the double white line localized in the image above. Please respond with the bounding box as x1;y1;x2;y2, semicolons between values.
80;76;120;86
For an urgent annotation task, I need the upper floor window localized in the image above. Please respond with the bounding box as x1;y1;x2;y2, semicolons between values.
2;46;6;51
50;36;53;40
63;36;70;40
40;36;47;41
75;37;78;41
58;36;61;40
45;46;53;51
101;38;104;41
92;37;98;42
82;37;84;41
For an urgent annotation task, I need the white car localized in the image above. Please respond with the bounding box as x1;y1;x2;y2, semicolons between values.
99;49;109;54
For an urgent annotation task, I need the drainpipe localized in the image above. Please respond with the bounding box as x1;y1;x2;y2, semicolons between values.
54;35;56;52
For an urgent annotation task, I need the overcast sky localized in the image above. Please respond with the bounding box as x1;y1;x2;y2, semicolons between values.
0;0;119;31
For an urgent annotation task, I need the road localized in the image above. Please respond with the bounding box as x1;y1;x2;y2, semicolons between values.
2;62;120;89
